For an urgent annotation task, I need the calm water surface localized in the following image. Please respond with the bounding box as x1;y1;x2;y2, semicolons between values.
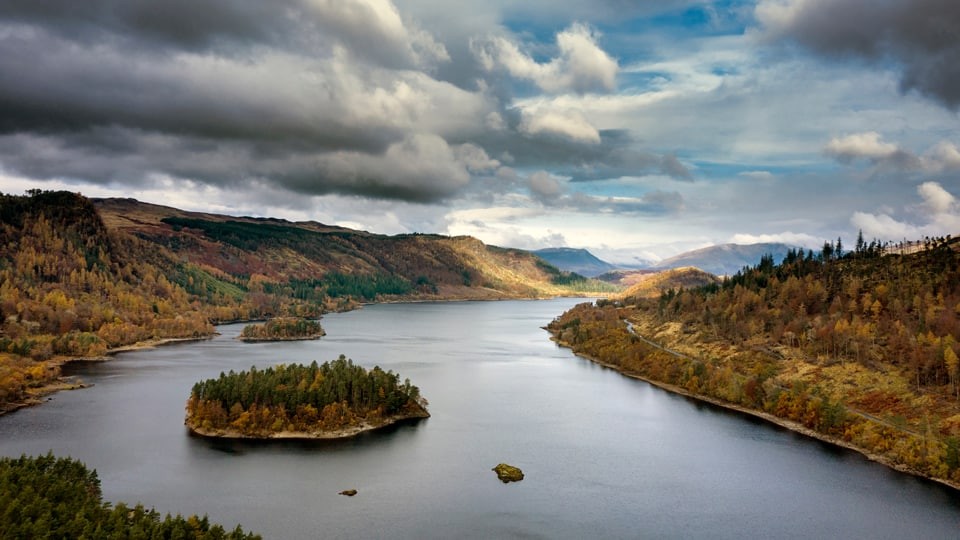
2;299;960;539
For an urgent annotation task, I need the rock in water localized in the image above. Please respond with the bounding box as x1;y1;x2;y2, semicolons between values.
492;463;524;483
339;489;358;496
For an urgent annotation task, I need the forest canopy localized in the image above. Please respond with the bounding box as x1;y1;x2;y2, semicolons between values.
0;453;259;539
186;356;428;437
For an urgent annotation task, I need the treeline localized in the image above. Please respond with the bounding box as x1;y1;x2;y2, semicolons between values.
550;301;955;483
0;453;259;539
322;272;413;300
240;318;324;341
186;356;427;436
650;236;960;390
549;304;849;435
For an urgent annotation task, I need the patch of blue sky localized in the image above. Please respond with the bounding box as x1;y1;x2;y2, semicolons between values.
609;1;753;36
693;161;836;181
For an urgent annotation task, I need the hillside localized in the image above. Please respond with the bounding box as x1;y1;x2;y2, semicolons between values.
532;247;617;277
653;242;796;276
548;237;960;487
617;267;720;298
0;190;608;413
93;197;603;302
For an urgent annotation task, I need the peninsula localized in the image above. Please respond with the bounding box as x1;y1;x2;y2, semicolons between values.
185;356;429;439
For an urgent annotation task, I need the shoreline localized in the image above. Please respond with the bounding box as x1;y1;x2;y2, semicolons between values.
549;334;960;493
0;334;216;417
186;410;430;441
237;333;325;343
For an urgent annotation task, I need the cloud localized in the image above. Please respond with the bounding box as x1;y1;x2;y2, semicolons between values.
518;108;601;144
659;154;693;181
825;132;960;174
729;231;821;248
0;1;499;203
756;0;960;109
0;0;448;69
472;22;618;94
918;181;956;215
738;170;775;181
303;0;450;69
851;181;960;240
453;143;500;173
824;132;900;162
528;171;564;202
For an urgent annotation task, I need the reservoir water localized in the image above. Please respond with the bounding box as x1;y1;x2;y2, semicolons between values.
2;299;959;538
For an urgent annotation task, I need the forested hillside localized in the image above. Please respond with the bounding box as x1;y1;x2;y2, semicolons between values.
0;190;607;413
550;236;960;486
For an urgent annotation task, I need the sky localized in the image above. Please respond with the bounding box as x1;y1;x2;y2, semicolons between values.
0;0;958;265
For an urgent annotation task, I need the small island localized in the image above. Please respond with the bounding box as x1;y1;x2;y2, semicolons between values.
492;463;524;483
239;317;325;342
185;355;429;439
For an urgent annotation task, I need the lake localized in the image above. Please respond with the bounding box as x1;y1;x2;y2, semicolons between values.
2;299;960;539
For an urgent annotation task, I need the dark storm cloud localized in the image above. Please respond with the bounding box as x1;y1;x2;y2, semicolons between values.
472;126;693;182
0;0;282;53
561;131;693;181
0;0;695;204
758;0;960;109
561;189;685;215
0;0;489;202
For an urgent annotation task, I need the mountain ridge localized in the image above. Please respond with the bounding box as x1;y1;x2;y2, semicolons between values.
652;242;797;276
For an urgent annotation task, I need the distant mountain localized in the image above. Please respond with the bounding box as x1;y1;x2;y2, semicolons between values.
532;248;618;277
653;243;797;276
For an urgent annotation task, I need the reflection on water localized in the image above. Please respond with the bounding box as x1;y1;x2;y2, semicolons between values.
2;299;959;539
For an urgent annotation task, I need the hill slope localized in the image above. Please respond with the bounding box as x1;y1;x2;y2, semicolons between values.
618;267;720;299
653;243;796;276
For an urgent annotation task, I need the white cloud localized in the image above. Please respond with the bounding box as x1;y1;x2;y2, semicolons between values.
918;181;956;215
924;141;960;173
849;211;919;241
729;231;821;248
304;0;449;68
472;22;618;94
851;181;960;241
824;132;899;161
825;132;960;174
518;107;601;143
738;170;775;181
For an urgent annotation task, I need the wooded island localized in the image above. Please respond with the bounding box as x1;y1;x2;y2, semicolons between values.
185;356;429;439
239;317;325;341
